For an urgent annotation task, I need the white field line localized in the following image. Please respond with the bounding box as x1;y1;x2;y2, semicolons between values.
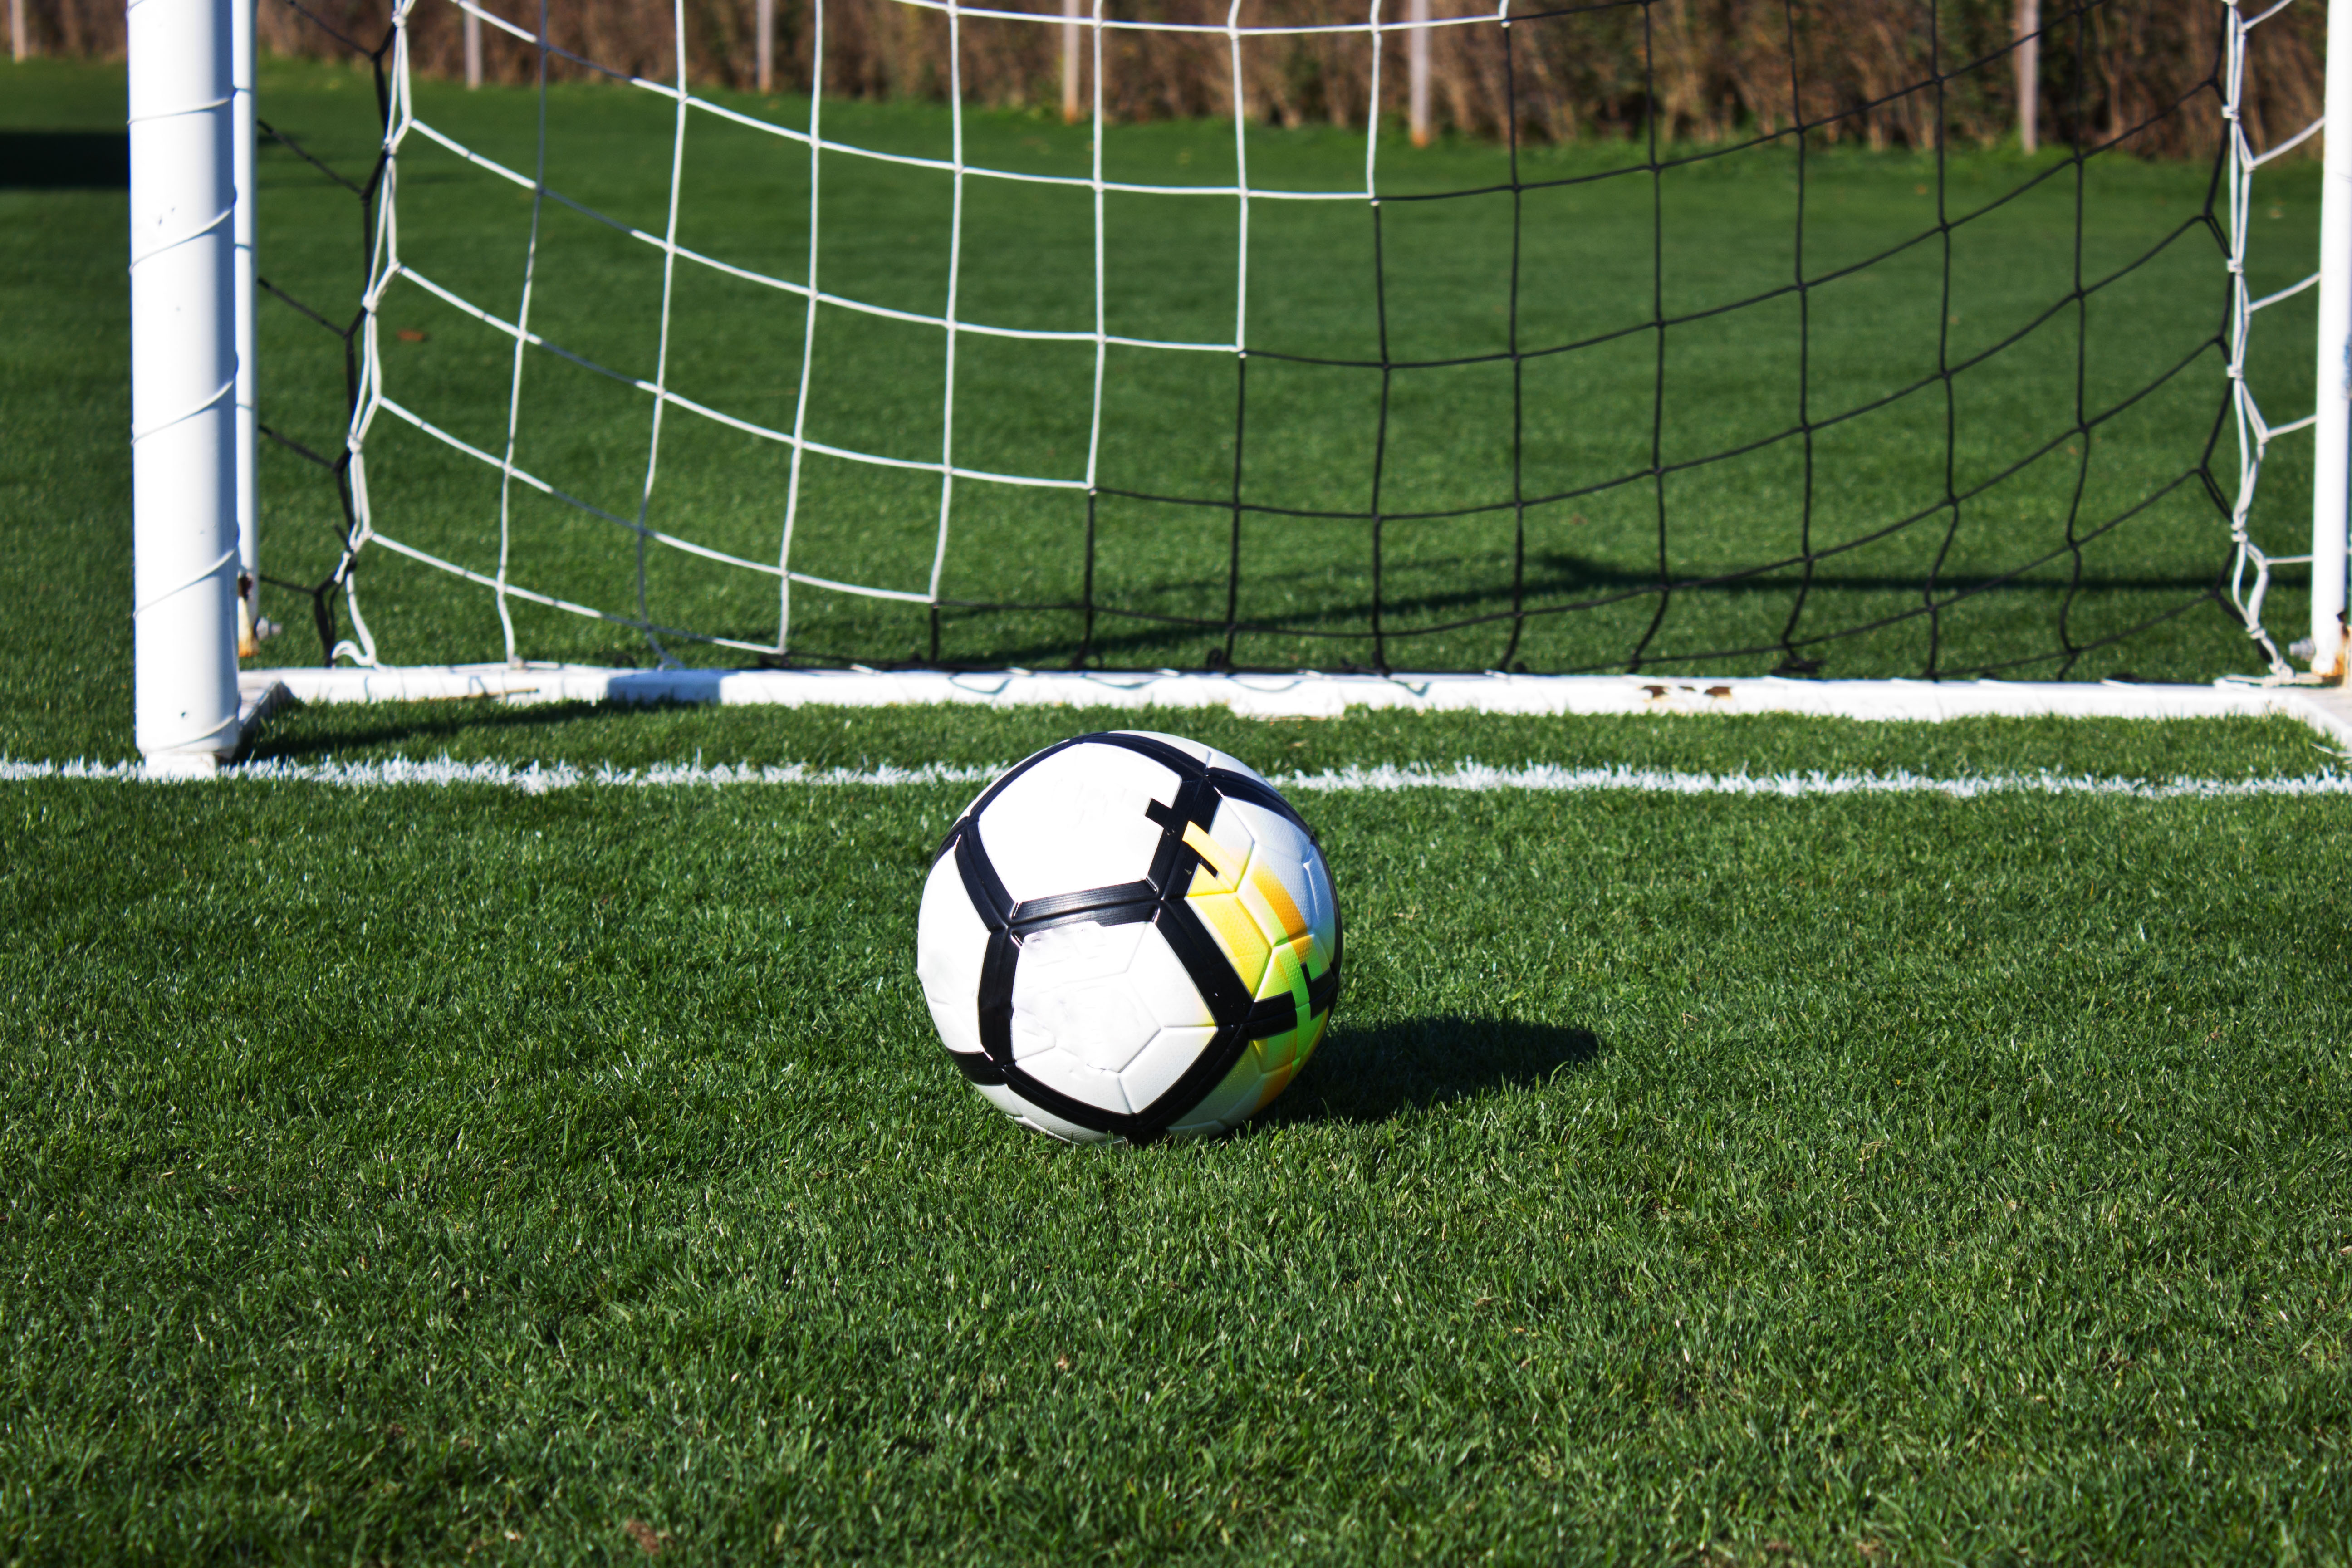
0;757;1001;791
4;756;2351;799
1287;763;2352;799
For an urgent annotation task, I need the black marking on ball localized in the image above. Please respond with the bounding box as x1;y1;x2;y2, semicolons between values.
947;1050;1008;1086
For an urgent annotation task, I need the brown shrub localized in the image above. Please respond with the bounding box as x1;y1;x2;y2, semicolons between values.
17;0;2322;160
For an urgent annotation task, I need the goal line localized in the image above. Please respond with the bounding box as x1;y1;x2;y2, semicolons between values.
14;755;2351;799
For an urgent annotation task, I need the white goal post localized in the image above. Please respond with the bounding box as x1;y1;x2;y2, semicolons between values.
129;0;243;774
132;0;2352;773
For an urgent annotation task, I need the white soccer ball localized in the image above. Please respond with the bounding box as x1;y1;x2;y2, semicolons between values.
916;730;1343;1143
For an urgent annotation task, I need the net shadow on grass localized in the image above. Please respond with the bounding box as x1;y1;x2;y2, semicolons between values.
1277;1015;1603;1124
1048;553;2234;663
245;695;647;761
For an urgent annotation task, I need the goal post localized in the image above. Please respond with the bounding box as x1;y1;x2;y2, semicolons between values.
135;0;2352;770
129;0;244;776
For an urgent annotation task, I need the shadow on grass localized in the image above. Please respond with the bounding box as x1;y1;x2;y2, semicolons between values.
925;546;2229;673
0;131;127;189
247;696;661;760
1277;1015;1603;1124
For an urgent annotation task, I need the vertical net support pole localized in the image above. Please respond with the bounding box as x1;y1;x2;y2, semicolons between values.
757;0;774;93
10;0;27;63
231;0;259;657
1407;0;1431;147
465;6;482;87
1062;0;1080;123
2012;0;2039;154
2314;0;2352;678
130;0;241;775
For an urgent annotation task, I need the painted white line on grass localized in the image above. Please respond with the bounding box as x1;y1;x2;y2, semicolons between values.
0;757;1003;791
1281;763;2352;799
5;756;2351;799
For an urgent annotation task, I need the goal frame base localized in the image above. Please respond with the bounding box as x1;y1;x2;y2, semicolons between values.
235;667;2352;752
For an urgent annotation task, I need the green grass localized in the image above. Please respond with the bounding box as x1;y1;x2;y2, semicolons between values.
6;742;2351;1563
5;49;2352;1567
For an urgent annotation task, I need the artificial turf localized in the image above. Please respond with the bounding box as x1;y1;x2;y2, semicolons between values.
6;47;2352;1568
6;757;2351;1563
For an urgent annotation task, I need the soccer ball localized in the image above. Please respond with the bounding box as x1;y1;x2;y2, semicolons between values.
916;730;1342;1143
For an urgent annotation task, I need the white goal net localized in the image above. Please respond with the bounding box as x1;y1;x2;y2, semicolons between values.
236;0;2346;683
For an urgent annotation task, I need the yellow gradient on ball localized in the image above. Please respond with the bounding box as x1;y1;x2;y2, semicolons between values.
1179;819;1333;1110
